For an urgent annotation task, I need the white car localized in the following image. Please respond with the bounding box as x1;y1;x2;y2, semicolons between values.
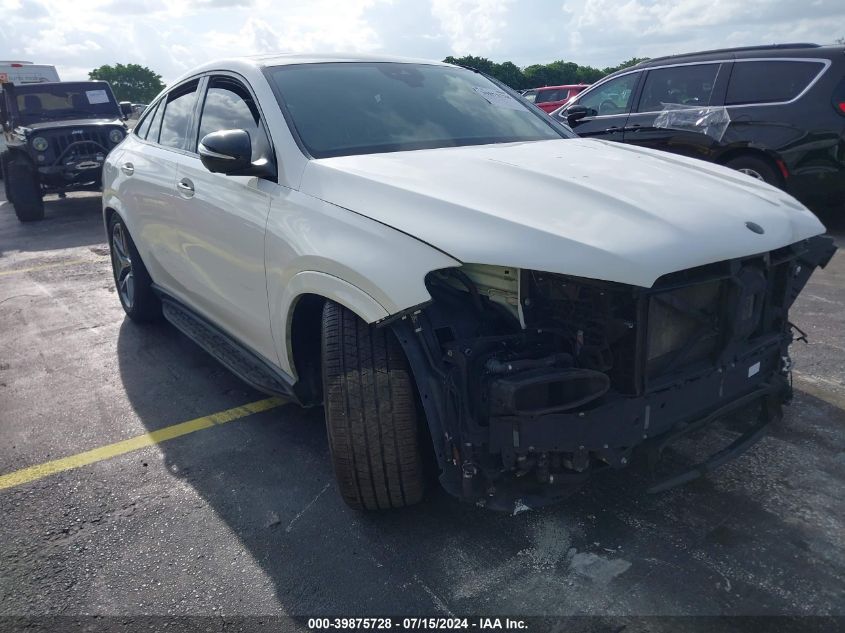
102;54;836;512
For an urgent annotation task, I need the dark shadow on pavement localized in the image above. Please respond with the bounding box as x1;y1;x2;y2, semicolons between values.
116;316;845;617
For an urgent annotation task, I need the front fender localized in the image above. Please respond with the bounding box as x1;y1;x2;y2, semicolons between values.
274;271;390;376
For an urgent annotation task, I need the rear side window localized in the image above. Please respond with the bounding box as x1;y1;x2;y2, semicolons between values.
145;100;165;143
134;101;159;139
637;63;720;112
159;82;199;150
522;90;537;103
725;60;825;105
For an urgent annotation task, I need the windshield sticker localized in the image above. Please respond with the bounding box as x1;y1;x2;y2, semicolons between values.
472;86;523;111
86;89;110;105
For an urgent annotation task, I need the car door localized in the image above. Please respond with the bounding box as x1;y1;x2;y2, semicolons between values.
622;62;729;160
171;74;277;363
113;89;184;289
563;72;641;141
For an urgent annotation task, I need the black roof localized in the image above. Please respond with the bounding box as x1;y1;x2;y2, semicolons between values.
631;43;844;70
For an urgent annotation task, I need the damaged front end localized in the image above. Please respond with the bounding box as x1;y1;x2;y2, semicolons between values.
388;236;837;510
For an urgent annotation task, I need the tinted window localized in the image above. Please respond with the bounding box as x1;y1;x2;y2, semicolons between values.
726;60;824;105
638;63;720;112
197;79;270;161
159;83;198;150
134;100;159;139
270;63;569;158
145;99;165;143
10;82;120;125
536;89;567;103
577;73;639;116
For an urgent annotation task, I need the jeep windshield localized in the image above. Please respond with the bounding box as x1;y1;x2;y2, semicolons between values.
9;81;120;125
269;62;573;158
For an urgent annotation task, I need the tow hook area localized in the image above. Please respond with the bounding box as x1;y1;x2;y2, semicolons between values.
644;382;785;494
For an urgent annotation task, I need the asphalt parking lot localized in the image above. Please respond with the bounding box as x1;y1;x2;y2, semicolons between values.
0;190;844;625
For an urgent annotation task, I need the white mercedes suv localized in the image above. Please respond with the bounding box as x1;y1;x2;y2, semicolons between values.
103;54;836;512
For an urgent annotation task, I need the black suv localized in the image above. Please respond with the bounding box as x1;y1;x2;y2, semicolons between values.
554;43;845;212
1;81;129;222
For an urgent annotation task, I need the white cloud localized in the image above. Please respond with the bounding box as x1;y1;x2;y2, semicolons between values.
0;0;842;84
430;0;515;55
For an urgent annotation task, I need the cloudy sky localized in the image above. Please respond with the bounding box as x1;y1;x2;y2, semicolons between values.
1;0;843;84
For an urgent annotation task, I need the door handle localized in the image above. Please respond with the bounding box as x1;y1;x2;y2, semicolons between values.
625;124;643;132
604;126;621;132
121;162;134;176
177;178;195;197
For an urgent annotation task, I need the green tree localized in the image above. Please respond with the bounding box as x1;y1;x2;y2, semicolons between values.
443;55;650;90
88;63;165;103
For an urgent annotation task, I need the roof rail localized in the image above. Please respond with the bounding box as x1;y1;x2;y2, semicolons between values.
638;43;821;66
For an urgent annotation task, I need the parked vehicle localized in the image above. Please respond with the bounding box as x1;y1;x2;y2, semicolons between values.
522;84;589;112
1;81;127;222
553;43;845;210
0;61;60;177
103;54;835;512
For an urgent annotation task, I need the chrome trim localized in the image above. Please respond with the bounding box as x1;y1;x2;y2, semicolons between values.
568;57;833;121
198;142;236;160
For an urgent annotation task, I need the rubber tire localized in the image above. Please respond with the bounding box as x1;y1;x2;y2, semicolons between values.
108;213;161;322
0;152;10;201
321;300;425;510
725;155;781;188
6;157;44;222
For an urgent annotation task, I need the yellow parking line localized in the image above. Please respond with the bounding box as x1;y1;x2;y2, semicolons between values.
0;397;284;491
0;259;90;277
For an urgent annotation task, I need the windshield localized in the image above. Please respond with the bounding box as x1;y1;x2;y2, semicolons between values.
269;62;572;158
10;82;120;125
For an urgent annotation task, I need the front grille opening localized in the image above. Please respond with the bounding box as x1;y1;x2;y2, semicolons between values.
646;280;723;379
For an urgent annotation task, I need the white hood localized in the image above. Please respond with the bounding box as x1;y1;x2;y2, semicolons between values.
299;138;826;288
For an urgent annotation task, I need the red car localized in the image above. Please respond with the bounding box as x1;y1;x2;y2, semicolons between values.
522;84;590;112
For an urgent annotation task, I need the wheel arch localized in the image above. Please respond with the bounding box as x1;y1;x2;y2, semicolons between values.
715;147;786;185
280;272;391;401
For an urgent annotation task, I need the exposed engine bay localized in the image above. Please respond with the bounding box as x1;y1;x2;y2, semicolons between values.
388;235;837;510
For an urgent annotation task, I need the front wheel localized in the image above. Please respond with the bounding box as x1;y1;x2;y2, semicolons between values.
321;300;425;510
6;158;44;222
108;213;161;322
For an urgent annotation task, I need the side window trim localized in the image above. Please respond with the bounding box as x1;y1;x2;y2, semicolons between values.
182;75;208;154
724;58;830;108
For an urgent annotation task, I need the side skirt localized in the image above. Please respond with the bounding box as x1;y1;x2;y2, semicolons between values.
155;288;300;403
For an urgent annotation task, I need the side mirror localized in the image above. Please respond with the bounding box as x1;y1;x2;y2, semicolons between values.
566;104;589;124
119;101;133;120
199;129;275;180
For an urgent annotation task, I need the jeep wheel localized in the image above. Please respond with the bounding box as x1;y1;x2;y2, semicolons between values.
108;213;161;322
6;158;43;222
0;153;10;200
321;300;425;510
